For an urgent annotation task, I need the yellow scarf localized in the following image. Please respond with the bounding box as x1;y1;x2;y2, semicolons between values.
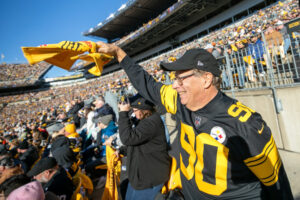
101;146;122;200
21;41;113;76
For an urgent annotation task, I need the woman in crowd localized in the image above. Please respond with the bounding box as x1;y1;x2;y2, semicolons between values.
118;94;171;200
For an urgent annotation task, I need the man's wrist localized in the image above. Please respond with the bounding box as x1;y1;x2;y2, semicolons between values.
115;47;126;63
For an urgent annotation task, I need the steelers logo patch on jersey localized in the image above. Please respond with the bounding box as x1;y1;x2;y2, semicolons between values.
210;126;226;144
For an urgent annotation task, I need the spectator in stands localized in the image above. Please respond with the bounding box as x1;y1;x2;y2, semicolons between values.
0;155;30;199
118;94;171;200
247;34;266;76
0;155;19;177
27;157;73;200
205;44;230;89
275;20;291;56
63;123;81;153
96;41;293;199
17;140;39;173
67;98;84;128
235;41;247;87
94;114;118;158
51;145;78;176
80;104;95;149
93;95;116;122
204;43;223;59
85;114;118;177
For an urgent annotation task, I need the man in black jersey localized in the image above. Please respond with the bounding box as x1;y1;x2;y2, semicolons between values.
95;41;293;200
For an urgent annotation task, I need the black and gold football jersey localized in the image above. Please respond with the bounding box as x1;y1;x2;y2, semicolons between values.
120;56;293;200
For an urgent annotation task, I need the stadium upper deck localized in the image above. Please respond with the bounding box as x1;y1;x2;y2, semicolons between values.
83;0;177;41
85;0;282;58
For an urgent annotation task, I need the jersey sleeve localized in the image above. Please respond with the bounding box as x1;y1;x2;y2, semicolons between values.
241;112;293;199
241;112;281;186
120;56;178;115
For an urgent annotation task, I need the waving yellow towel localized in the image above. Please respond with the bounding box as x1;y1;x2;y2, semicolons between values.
21;41;113;76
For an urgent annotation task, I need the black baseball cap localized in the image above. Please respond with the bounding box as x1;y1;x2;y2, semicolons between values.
131;94;154;111
18;140;29;150
27;157;57;177
160;48;221;77
0;144;7;156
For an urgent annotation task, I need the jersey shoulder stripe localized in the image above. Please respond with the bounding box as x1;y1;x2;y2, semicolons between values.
160;85;177;114
244;136;281;186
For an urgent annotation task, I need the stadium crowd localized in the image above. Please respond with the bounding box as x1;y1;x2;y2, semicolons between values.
0;0;299;199
0;62;50;88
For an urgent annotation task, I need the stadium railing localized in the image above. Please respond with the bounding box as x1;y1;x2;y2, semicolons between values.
219;31;300;91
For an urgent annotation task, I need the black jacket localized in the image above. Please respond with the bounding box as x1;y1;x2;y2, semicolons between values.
118;111;171;190
19;146;39;173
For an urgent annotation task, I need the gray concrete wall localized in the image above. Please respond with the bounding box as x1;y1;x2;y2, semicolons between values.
225;89;284;149
276;86;300;153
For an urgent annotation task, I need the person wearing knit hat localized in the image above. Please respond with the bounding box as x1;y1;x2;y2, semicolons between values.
94;114;117;157
64;123;77;136
93;114;114;126
64;123;81;153
7;181;45;200
84;114;118;177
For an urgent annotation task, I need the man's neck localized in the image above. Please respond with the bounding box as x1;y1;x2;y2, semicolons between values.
188;89;219;111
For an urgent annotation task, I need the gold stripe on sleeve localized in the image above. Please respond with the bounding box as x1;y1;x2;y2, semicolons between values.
244;136;282;186
160;85;177;114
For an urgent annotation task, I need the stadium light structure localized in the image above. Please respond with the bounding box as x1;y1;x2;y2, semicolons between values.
118;4;127;11
107;13;115;20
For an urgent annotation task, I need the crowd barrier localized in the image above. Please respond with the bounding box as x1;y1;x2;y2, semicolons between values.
219;32;300;92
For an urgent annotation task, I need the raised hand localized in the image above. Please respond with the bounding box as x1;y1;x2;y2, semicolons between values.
96;41;127;62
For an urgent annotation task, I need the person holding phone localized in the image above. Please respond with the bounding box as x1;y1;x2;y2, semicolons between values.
118;94;171;200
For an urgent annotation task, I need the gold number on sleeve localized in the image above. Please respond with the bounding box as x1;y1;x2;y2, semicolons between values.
228;102;255;122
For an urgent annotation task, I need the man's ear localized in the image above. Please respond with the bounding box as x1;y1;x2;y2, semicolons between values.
203;73;214;89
